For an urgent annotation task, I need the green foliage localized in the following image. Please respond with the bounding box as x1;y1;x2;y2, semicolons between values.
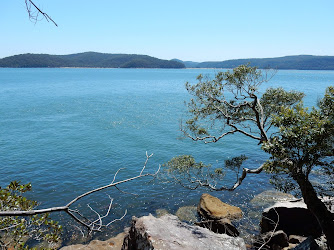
225;155;248;171
176;64;333;196
163;155;249;190
262;87;334;193
0;181;62;249
194;55;334;70
174;65;334;246
260;87;305;118
163;155;227;189
0;52;185;68
164;155;211;173
184;65;303;142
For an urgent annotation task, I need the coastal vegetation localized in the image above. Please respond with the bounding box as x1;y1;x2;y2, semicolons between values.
2;53;334;70
0;52;185;69
0;181;62;249
174;55;334;70
165;65;334;248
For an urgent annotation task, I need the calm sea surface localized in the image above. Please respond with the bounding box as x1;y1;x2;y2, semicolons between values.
1;68;333;242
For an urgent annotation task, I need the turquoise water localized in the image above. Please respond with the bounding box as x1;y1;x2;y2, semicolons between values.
1;68;333;241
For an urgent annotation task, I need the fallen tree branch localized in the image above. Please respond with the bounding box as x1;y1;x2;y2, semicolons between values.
0;153;159;233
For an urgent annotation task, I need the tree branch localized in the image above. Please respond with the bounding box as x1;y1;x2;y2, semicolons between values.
0;154;159;233
25;0;58;26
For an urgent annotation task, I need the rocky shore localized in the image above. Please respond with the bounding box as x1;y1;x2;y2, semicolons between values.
60;191;332;250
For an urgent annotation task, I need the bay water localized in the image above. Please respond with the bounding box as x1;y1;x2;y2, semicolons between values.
0;68;333;242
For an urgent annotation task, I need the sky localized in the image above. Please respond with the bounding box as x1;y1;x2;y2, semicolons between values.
1;0;334;61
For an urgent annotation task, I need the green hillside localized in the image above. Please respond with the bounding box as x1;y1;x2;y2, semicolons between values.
0;52;185;68
191;55;334;70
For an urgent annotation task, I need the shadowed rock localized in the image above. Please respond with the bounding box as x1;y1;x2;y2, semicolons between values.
260;200;322;238
195;218;239;237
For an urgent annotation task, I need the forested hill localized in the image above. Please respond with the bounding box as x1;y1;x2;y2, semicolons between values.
174;55;334;70
0;52;185;68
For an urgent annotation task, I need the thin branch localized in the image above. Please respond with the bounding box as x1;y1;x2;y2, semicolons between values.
111;168;124;184
184;130;237;144
171;163;264;192
105;209;127;227
140;152;154;175
258;209;280;250
25;0;58;26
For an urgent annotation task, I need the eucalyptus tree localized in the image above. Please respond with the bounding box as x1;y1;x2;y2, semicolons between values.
165;65;334;248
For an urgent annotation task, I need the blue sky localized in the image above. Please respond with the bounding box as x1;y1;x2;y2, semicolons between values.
1;0;334;61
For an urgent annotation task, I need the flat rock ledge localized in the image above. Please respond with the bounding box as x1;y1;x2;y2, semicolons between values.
122;214;246;250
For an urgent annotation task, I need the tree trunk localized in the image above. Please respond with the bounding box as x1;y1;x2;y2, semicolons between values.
295;174;334;250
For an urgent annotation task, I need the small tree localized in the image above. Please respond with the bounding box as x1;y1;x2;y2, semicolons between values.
165;65;334;248
0;181;62;249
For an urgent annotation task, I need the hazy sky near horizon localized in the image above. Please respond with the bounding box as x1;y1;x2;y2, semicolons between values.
2;0;334;61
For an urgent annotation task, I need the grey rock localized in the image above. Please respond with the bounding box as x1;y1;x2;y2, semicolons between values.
175;206;198;222
250;190;296;208
260;200;322;238
122;214;246;250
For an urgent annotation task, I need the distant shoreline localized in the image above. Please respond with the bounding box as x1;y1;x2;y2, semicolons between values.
1;52;334;70
1;67;334;71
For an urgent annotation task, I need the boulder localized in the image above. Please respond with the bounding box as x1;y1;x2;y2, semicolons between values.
197;193;243;221
260;200;322;238
122;214;246;250
250;190;296;208
195;218;239;237
155;208;169;218
175;206;198;222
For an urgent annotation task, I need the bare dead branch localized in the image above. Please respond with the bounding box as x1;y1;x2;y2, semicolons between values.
25;0;58;26
0;154;159;233
140;152;154;175
105;209;127;227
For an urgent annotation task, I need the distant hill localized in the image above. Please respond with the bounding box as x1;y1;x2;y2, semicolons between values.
176;55;334;70
171;59;200;68
0;52;185;68
2;53;334;70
